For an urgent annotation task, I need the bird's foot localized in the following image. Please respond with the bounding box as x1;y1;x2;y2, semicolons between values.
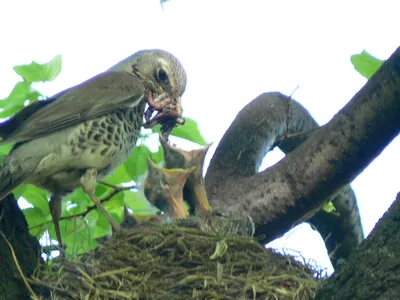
81;169;121;232
80;169;98;194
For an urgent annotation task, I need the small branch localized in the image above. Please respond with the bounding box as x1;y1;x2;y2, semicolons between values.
29;183;136;230
41;244;64;254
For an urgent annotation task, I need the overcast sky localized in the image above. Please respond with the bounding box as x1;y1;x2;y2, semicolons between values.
1;0;399;274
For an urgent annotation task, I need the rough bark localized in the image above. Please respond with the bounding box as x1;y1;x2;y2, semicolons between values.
0;194;42;299
206;91;364;267
206;47;400;247
309;186;363;267
316;193;400;299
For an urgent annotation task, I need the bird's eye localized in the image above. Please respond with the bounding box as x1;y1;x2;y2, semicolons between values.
157;69;169;83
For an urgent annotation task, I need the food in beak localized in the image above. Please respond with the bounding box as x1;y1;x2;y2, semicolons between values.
143;91;185;139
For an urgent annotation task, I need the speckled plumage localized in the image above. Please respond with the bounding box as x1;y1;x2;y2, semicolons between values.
16;104;145;196
0;49;186;197
0;49;187;247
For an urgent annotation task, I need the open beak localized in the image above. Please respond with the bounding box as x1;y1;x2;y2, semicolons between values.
143;92;185;133
144;157;192;219
160;136;212;217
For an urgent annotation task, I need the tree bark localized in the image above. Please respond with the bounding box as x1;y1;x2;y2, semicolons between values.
0;194;42;299
316;193;400;299
309;186;363;267
206;46;400;249
206;91;364;267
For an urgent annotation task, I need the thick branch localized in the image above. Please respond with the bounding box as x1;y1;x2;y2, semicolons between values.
0;194;42;299
316;193;400;299
206;46;400;243
206;93;318;183
207;92;363;264
309;186;363;266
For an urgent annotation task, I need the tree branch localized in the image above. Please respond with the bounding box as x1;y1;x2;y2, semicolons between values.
206;46;400;246
0;194;42;299
206;91;364;266
29;183;136;230
316;193;400;299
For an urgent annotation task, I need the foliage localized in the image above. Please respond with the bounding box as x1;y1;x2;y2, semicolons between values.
0;56;206;257
351;50;384;80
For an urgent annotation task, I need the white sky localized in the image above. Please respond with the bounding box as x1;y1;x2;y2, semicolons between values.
1;0;399;274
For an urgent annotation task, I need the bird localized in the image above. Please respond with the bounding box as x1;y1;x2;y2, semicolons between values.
159;135;211;217
144;157;193;219
144;135;211;219
0;49;187;250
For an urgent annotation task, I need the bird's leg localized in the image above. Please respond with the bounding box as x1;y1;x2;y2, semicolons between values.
49;194;65;257
80;169;121;232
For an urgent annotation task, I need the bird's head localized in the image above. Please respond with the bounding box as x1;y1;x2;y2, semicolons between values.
109;49;187;136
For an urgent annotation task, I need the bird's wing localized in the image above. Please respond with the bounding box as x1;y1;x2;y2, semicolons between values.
0;98;57;140
0;72;145;145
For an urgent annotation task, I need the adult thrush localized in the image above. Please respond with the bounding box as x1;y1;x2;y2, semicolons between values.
0;49;187;248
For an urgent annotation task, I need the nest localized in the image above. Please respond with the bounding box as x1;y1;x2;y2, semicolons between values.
30;224;320;299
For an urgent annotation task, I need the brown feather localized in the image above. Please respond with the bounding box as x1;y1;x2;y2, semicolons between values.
0;72;145;145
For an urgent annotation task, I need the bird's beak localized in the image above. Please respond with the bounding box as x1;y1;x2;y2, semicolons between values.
143;92;185;131
144;158;192;219
160;136;212;217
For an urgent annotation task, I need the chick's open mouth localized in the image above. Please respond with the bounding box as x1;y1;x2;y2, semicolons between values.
143;91;185;133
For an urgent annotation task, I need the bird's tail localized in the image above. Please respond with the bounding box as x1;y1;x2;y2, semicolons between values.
0;164;26;201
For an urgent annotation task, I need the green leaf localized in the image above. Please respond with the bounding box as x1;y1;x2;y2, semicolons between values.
23;207;47;237
94;184;112;198
152;117;207;145
0;81;31;108
124;190;157;215
150;145;164;164
65;189;91;212
350;50;384;79
22;184;50;213
86;210;111;239
0;144;13;156
124;144;152;180
104;191;125;222
13;55;62;83
104;163;133;184
92;211;112;237
13;184;27;199
60;218;98;257
26;90;43;102
0;103;25;118
323;202;336;213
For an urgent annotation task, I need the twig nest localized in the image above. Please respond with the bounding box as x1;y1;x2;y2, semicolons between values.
32;222;320;299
